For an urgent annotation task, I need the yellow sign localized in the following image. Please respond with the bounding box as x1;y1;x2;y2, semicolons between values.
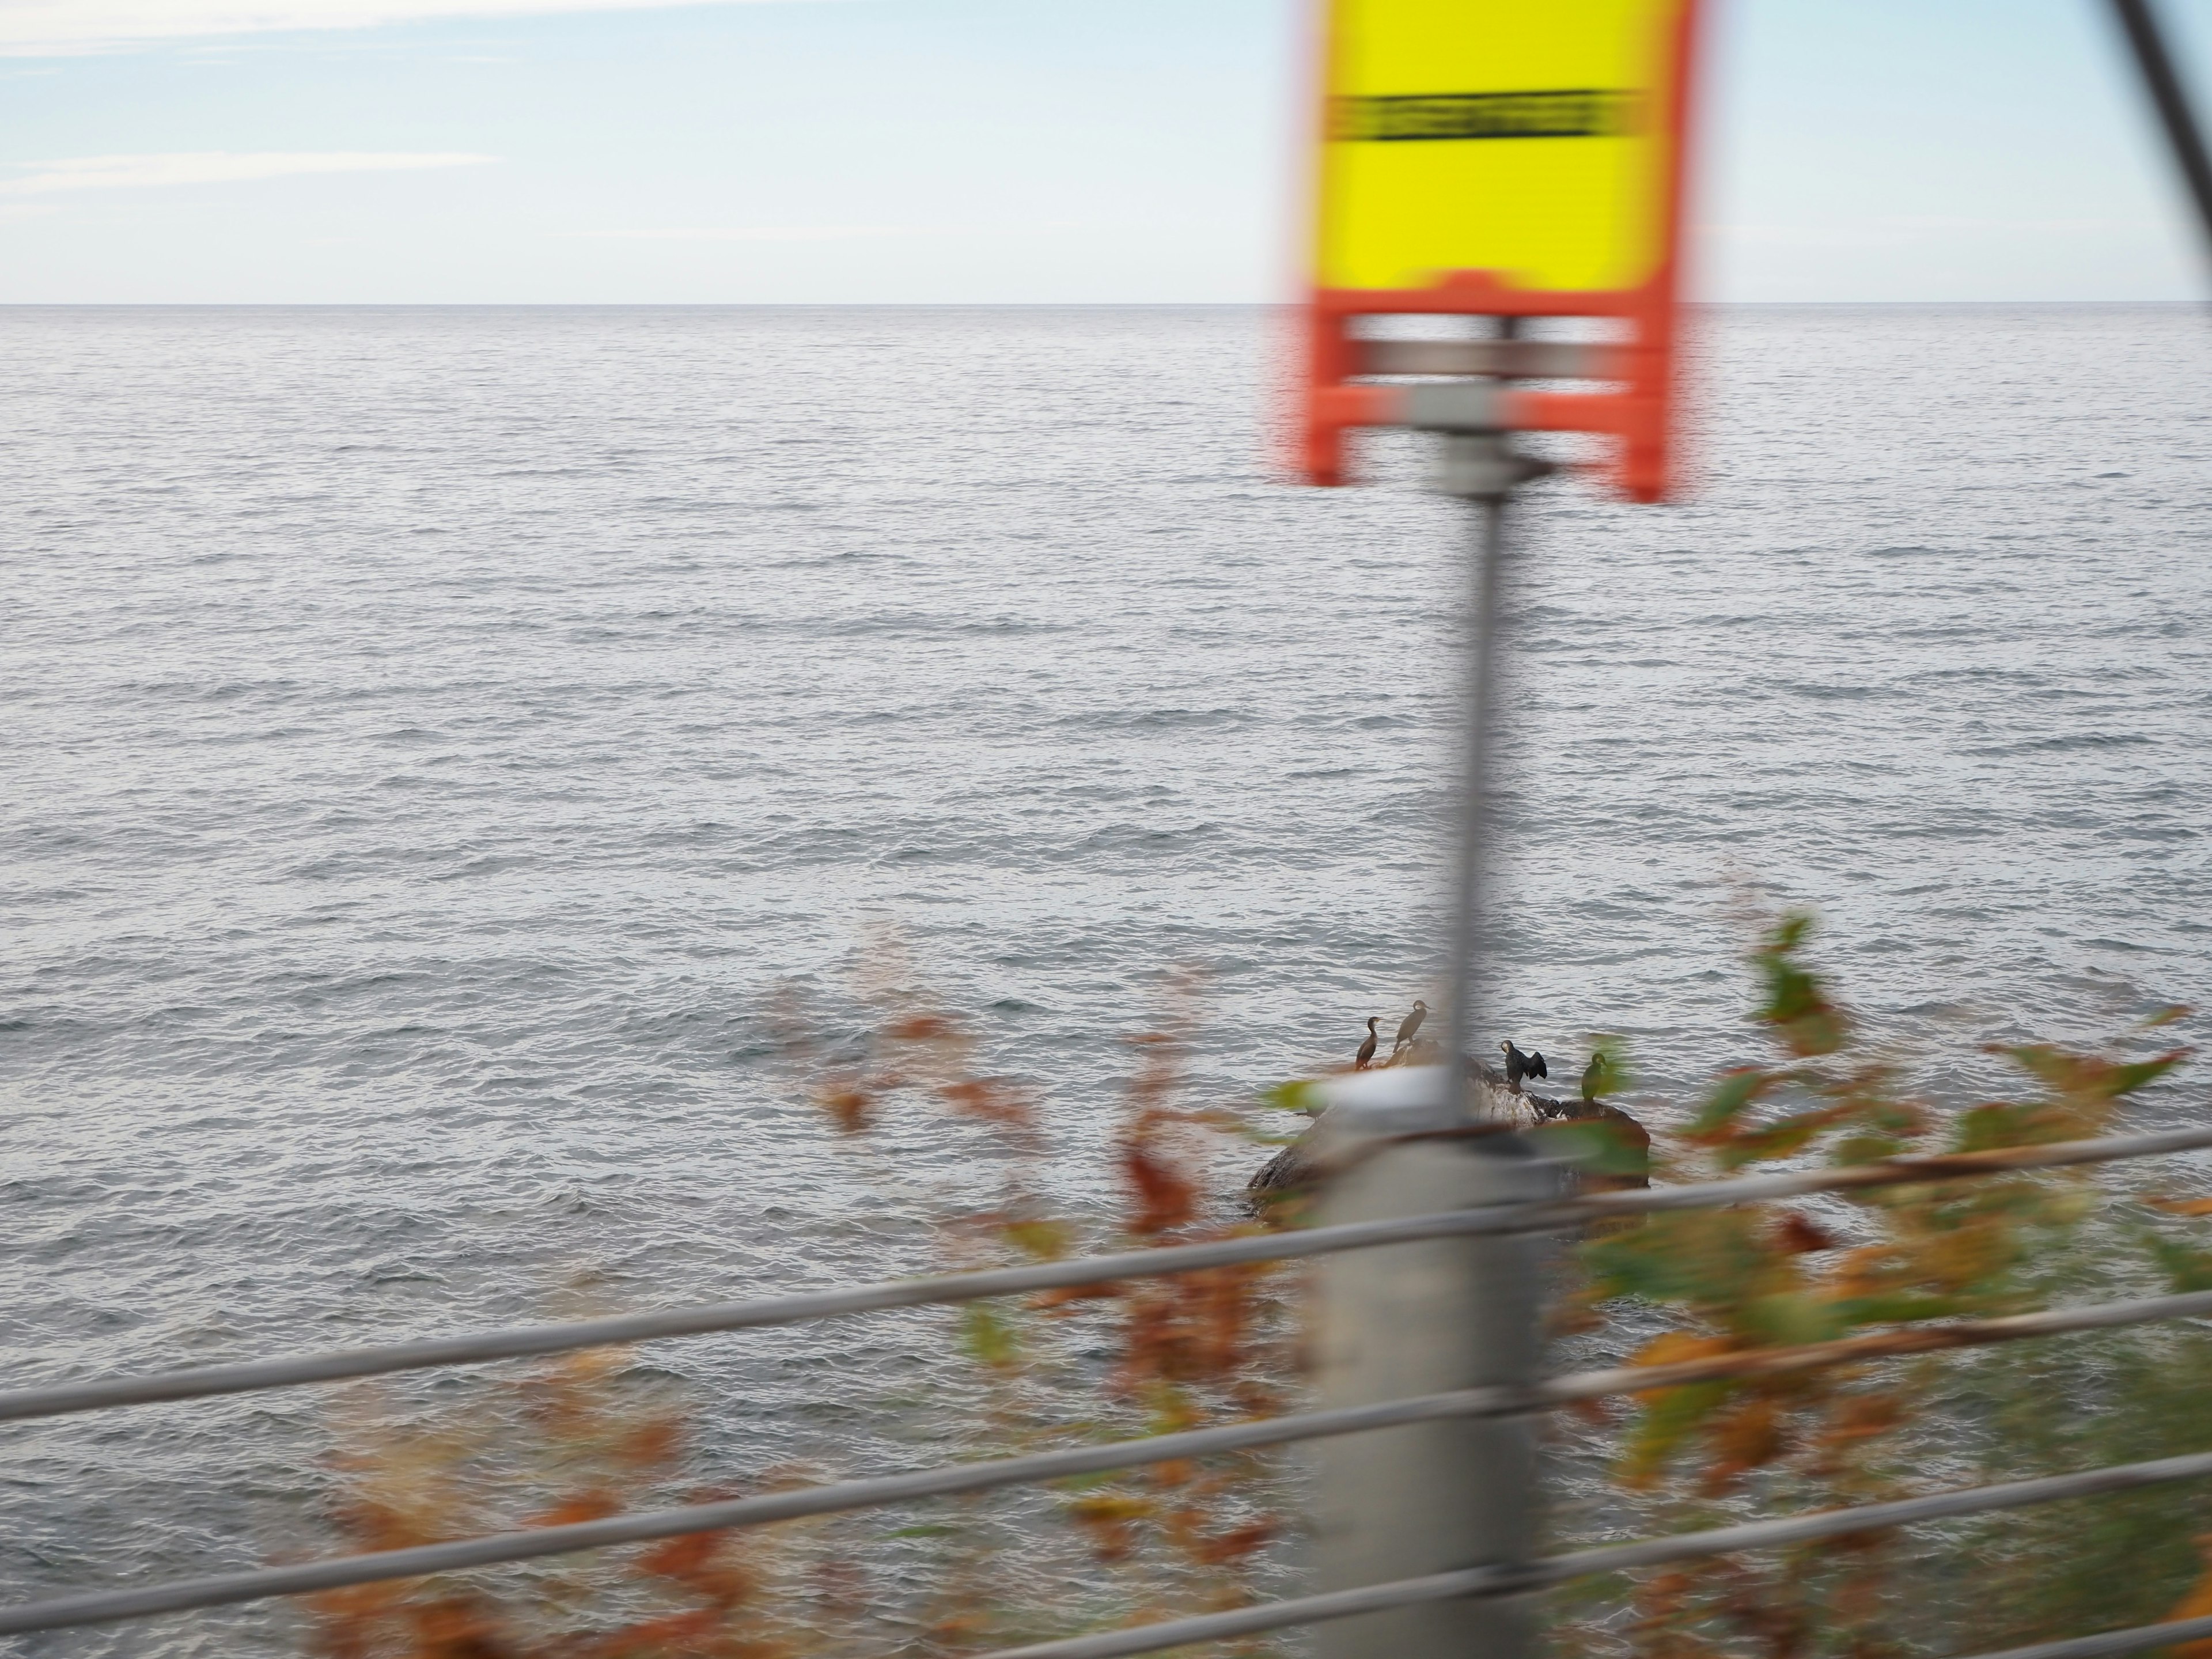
1315;0;1688;295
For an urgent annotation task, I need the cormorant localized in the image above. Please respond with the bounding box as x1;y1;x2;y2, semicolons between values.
1355;1017;1380;1071
1392;999;1427;1054
1500;1040;1547;1089
1582;1051;1612;1105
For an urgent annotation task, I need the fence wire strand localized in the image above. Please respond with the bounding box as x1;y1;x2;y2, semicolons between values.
10;1124;2211;1425
966;1450;2212;1659
12;1286;2212;1636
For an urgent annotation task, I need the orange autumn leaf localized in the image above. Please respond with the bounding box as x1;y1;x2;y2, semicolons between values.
938;1076;1036;1128
2165;1535;2212;1659
1774;1212;1839;1254
1192;1518;1278;1565
621;1416;683;1472
1066;1493;1156;1563
1120;1137;1196;1236
402;1595;518;1659
1699;1395;1786;1494
638;1528;726;1583
1031;1280;1123;1310
883;1013;957;1043
1567;1395;1618;1427
815;1084;872;1134
1630;1330;1737;1396
530;1489;621;1528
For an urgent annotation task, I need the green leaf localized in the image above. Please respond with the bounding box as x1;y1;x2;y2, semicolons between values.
1754;912;1849;1057
1532;1119;1649;1176
1051;1470;1125;1492
1001;1219;1070;1261
1621;1380;1734;1486
1716;1110;1834;1171
1582;1238;1691;1305
1997;1044;2071;1088
2151;1235;2212;1293
2109;1053;2186;1097
1831;1132;1910;1168
1690;1068;1770;1137
1585;1211;1772;1310
1738;1291;1844;1348
1259;1079;1325;1116
959;1301;1020;1370
1829;1293;1968;1327
1956;1102;2035;1153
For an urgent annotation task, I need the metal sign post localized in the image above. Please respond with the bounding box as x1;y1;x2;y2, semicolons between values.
1307;1096;1554;1659
1296;0;1703;1113
1414;378;1554;1122
1291;8;1704;1657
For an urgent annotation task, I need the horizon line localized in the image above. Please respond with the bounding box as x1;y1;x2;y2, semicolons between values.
1;298;2206;309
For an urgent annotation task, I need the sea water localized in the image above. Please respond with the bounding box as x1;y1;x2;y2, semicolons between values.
3;304;2209;1654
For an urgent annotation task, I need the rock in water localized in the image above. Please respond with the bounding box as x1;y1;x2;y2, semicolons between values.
1243;1061;1649;1207
1244;1127;1321;1213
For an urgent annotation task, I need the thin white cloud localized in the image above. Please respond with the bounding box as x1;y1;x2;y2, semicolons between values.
0;149;498;192
1;0;793;56
571;225;906;243
1880;214;2158;232
1706;215;2161;251
1703;223;1915;251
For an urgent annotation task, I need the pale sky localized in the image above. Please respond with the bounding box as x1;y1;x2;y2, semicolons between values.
3;0;2211;302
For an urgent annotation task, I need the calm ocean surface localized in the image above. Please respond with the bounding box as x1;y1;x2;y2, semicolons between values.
4;304;2209;1653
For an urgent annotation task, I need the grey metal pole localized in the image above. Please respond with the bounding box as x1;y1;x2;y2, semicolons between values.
1442;473;1512;1120
1306;363;1555;1659
2108;0;2212;271
1308;1097;1554;1659
1405;353;1549;1122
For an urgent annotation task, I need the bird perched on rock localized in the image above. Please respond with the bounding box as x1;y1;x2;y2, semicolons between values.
1392;1000;1427;1056
1582;1051;1614;1104
1355;1017;1380;1071
1500;1040;1547;1090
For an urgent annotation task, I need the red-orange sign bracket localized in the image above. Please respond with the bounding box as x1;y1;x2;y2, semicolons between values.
1296;0;1706;505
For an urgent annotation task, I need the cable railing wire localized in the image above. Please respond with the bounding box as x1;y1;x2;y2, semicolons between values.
1942;1612;2212;1659
962;1450;2212;1659
11;1284;2212;1637
9;1123;2210;1425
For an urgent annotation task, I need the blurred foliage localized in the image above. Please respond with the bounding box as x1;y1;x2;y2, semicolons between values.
1551;912;2205;1659
1920;1317;2212;1656
304;911;2212;1659
306;1347;858;1658
308;945;1293;1658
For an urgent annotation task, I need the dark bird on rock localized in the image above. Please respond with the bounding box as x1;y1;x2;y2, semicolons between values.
1393;1000;1428;1054
1500;1040;1547;1089
1355;1017;1380;1071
